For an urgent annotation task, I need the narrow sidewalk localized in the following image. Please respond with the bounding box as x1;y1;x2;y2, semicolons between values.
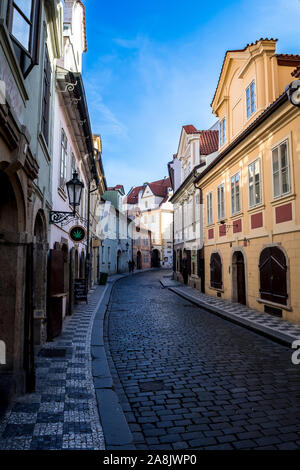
0;268;153;450
160;276;300;347
0;284;107;450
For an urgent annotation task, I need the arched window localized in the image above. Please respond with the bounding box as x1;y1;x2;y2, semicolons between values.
210;253;222;289
259;246;287;305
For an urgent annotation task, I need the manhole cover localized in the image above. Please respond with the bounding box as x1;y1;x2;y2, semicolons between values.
38;348;67;358
139;380;164;392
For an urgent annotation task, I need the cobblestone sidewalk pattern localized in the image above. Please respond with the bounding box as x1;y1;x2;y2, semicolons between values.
160;276;300;346
0;286;106;450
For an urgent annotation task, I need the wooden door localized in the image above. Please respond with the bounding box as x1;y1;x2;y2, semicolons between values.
236;252;246;305
47;249;64;340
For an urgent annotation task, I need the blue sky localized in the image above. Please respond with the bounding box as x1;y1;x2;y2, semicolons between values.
83;0;300;193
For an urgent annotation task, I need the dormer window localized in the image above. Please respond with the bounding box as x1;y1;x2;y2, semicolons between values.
7;0;41;77
219;117;226;147
246;80;256;118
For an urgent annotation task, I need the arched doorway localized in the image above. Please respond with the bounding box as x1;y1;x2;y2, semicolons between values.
151;249;160;268
137;251;142;270
0;170;28;400
210;252;223;290
259;246;288;306
232;250;246;305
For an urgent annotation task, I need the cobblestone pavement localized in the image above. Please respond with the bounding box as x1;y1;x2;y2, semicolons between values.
160;277;300;346
0;286;105;450
107;270;300;450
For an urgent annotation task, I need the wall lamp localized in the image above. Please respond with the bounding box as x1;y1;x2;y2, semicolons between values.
50;171;84;224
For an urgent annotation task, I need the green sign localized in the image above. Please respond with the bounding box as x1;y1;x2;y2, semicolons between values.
69;225;86;243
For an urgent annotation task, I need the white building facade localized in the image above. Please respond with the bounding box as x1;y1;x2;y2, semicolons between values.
169;125;219;289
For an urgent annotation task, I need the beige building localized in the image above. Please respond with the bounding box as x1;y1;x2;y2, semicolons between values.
195;38;300;323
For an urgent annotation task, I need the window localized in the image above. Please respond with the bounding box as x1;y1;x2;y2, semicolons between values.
219;117;226;147
246;80;256;118
207;192;213;225
41;45;51;144
248;159;261;207
272;140;290;198
7;0;41;77
231;173;240;215
217;183;225;220
60;129;68;187
145;201;148;209
259;246;288;306
210;253;222;289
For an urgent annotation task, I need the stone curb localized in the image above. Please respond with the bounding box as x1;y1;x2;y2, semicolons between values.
164;283;296;348
91;269;155;450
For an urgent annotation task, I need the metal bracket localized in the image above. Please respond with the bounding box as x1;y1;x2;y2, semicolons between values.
58;81;78;93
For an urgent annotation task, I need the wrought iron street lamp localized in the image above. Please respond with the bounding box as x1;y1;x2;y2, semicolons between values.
50;171;84;224
286;80;300;107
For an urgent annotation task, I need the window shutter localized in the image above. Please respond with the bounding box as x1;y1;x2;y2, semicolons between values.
259;247;287;305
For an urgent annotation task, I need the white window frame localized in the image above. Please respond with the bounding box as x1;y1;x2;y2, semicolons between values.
219;117;226;147
248;158;261;208
217;183;225;220
246;80;256;119
231;172;241;215
207;192;213;225
272;139;291;199
60;128;68;187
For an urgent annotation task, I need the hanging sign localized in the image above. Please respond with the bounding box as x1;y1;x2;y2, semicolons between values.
69;225;86;243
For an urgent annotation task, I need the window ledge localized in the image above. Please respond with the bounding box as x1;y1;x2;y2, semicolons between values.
247;203;265;214
209;286;224;293
230;212;243;220
256;298;292;312
271;193;295;207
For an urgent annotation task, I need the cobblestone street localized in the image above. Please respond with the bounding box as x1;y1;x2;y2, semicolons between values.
107;270;300;450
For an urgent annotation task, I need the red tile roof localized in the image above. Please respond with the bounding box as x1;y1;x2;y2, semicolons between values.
125;185;144;205
292;65;300;78
211;38;278;107
107;184;124;192
275;54;300;66
126;178;171;204
182;125;198;134
199;130;219;155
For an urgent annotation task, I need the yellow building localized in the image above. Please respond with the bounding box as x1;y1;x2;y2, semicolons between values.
195;38;300;322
